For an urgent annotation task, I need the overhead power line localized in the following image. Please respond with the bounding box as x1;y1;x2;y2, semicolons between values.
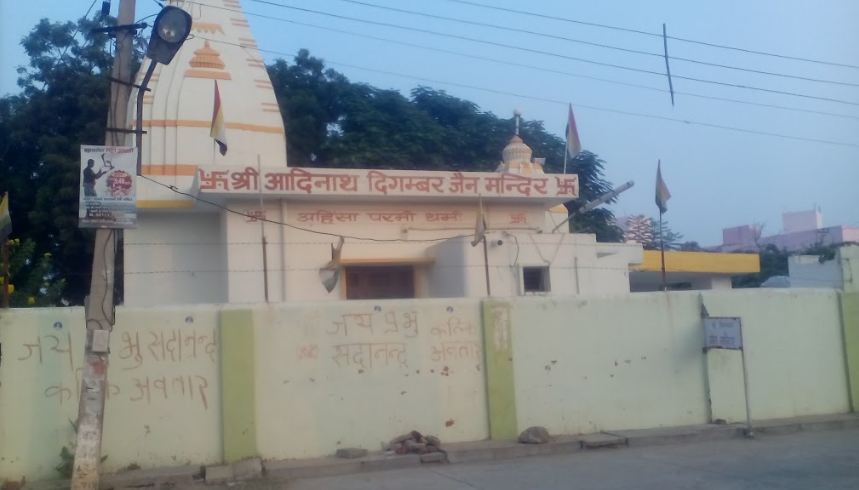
314;0;859;88
51;0;100;72
201;37;859;150
241;0;859;107
139;175;472;243
202;3;859;121
197;3;859;121
442;0;859;71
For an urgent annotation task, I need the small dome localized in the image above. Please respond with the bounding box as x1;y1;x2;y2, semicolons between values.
189;41;226;70
502;135;533;164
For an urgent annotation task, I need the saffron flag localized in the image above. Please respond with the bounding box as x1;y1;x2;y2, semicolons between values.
0;192;11;239
655;160;671;213
565;104;582;159
471;196;487;247
210;81;228;156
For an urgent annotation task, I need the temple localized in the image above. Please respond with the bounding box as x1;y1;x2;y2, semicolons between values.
123;0;643;305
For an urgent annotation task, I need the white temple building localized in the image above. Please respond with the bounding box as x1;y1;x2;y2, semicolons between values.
123;0;642;306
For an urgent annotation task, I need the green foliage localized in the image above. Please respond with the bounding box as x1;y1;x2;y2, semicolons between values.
1;16;117;305
268;50;623;241
680;241;703;251
620;215;684;250
6;238;66;306
648;218;684;250
55;419;106;478
732;244;790;288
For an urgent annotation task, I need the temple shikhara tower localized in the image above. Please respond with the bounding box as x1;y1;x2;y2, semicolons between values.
124;0;642;306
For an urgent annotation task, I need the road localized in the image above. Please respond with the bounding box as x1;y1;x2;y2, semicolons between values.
277;429;859;490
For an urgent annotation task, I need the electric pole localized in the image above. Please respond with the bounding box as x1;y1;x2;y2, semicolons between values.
71;0;136;488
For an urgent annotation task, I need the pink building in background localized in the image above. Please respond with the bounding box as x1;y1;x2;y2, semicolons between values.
716;209;859;252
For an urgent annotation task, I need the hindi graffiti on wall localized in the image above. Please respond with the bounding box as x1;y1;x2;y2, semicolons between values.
79;145;137;228
292;305;483;375
15;324;216;412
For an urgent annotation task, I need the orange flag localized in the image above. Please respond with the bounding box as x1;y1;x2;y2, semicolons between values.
210;81;228;156
565;104;582;158
655;160;671;213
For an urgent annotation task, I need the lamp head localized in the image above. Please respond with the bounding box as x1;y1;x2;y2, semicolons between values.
147;6;192;65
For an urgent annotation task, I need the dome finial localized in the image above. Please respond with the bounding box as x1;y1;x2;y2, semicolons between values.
513;109;522;136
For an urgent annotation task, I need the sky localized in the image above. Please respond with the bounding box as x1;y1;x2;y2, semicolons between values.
2;0;858;245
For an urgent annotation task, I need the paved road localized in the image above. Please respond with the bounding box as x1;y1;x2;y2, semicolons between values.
280;429;859;490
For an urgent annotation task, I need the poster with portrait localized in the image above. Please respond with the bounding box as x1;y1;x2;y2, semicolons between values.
79;145;137;228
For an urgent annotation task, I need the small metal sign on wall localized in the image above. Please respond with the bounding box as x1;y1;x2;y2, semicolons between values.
703;315;754;437
704;317;743;350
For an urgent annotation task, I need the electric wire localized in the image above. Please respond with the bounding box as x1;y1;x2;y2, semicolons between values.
442;0;859;71
202;37;859;149
191;5;859;121
50;0;100;74
313;0;859;88
236;0;859;106
139;175;472;243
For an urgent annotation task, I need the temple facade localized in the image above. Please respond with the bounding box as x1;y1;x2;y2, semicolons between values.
123;0;642;306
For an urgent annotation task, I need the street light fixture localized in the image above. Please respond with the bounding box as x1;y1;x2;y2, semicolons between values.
146;6;193;65
135;6;193;173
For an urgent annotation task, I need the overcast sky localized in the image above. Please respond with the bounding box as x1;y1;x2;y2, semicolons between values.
3;0;858;245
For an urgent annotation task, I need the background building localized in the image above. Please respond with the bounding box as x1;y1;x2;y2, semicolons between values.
716;209;859;252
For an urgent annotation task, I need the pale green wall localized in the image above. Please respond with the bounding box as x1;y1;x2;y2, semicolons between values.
840;246;859;410
506;290;849;434
220;308;257;462
482;301;518;440
704;289;850;422
1;286;853;483
0;306;222;482
843;292;859;411
251;298;488;460
507;293;710;435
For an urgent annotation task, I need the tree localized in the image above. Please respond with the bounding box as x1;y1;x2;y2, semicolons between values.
732;244;789;288
620;215;683;250
650;219;684;250
269;52;624;241
5;238;66;307
1;16;116;305
621;215;653;246
680;241;703;251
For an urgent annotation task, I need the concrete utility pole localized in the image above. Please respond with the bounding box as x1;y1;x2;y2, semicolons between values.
71;0;136;488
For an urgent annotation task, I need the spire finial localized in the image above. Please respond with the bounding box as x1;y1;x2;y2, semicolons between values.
513;109;522;136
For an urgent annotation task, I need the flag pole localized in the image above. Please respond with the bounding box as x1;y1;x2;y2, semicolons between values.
257;155;269;303
659;208;667;291
1;238;9;308
482;235;491;297
563;106;569;174
563;142;568;175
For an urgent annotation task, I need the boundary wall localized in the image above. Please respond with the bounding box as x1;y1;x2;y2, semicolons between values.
2;281;857;482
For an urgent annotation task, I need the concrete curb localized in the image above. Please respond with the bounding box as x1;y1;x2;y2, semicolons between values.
20;414;859;488
265;453;421;480
445;435;582;464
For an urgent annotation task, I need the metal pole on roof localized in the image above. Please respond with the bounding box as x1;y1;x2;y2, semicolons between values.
550;180;634;234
